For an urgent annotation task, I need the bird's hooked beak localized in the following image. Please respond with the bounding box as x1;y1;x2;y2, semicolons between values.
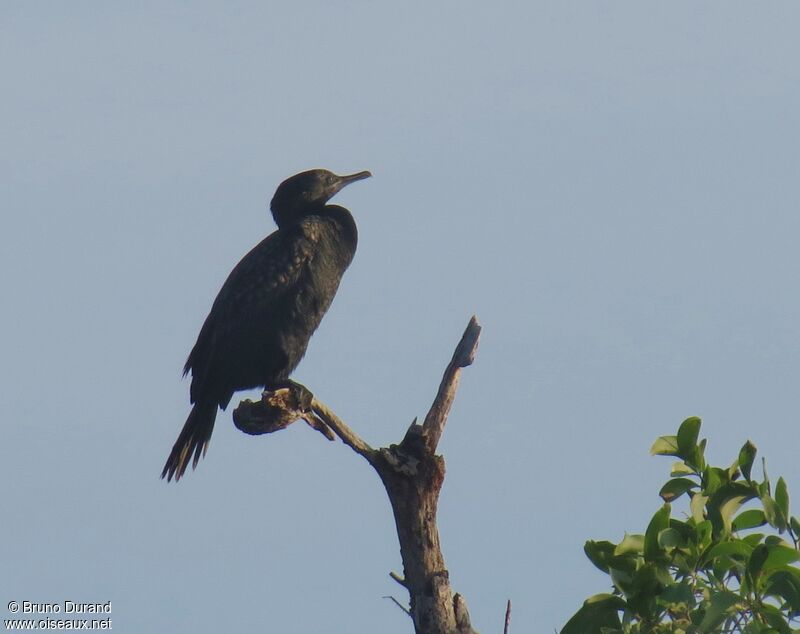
334;170;372;194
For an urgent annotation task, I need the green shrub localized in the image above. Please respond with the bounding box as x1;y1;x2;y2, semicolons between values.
562;417;800;634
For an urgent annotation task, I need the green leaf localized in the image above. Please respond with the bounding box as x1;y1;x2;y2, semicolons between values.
677;416;701;456
732;509;767;532
765;569;800;613
738;440;757;481
703;540;754;566
691;493;709;524
763;494;788;532
763;543;800;570
694;520;713;549
659;478;697;503
609;567;634;597
757;602;793;633
626;563;668;620
614;534;644;557
658;579;694;607
791;516;800;536
644;504;671;562
707;482;757;536
584;540;617;573
704;541;752;584
742;532;766;548
703;466;729;496
760;458;771;497
697;591;742;631
775;477;790;519
651;435;679;457
670;551;692;576
671;461;696;476
560;593;625;634
747;543;770;582
667;517;694;540
658;528;684;549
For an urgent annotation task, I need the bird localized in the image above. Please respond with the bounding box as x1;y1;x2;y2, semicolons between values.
162;168;371;481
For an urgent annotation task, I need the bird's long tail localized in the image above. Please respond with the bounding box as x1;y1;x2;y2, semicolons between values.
161;399;218;482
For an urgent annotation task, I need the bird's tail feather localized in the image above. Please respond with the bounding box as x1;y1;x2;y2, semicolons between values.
161;400;217;482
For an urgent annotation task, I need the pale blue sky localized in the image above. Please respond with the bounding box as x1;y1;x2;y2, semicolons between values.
2;2;799;632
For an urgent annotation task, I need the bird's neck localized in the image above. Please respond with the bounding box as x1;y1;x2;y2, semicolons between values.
321;205;358;253
270;202;324;229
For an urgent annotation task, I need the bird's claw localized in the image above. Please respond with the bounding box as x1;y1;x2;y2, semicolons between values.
286;380;314;412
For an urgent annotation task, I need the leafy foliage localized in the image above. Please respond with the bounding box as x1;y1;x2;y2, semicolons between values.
562;418;800;633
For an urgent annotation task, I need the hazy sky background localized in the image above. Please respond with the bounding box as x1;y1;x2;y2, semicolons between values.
2;2;799;632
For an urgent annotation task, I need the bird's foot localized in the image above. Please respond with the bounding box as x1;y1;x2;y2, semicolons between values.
265;380;314;412
287;380;314;412
234;382;332;441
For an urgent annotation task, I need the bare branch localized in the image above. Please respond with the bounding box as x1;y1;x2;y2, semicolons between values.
422;315;482;452
383;595;412;618
301;412;335;441
504;599;512;634
311;398;375;462
390;571;408;587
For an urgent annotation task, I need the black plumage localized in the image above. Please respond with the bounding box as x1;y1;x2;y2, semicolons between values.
162;168;371;481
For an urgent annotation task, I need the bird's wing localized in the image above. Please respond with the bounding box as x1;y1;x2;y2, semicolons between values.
184;220;322;397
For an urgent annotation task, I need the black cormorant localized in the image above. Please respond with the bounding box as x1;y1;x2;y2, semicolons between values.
162;168;371;481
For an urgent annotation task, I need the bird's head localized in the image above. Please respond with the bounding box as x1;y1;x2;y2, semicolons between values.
270;168;371;226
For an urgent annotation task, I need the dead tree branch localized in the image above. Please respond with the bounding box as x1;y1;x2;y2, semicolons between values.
422;314;481;453
233;316;482;634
